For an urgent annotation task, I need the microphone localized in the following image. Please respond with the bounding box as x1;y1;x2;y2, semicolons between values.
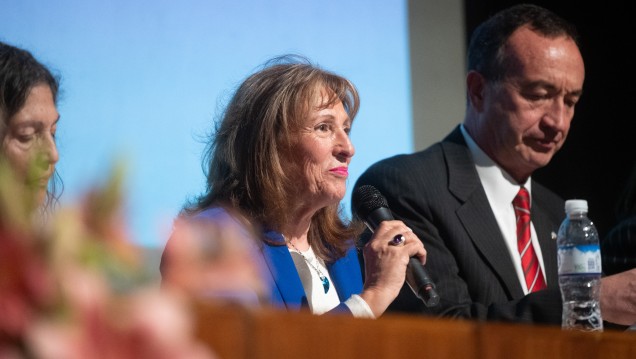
352;184;440;307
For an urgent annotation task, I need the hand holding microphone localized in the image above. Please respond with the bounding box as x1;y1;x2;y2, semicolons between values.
353;185;440;307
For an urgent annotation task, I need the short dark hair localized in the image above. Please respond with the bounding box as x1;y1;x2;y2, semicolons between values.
0;41;62;209
467;4;579;82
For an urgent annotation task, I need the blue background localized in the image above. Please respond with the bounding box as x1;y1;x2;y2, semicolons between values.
0;0;413;247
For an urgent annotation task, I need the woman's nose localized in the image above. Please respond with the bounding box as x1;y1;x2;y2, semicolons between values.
37;134;59;168
335;130;355;159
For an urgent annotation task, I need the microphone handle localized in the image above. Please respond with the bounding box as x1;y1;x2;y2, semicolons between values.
363;207;439;307
406;257;440;307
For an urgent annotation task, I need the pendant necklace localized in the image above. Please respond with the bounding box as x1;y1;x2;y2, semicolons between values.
288;241;330;294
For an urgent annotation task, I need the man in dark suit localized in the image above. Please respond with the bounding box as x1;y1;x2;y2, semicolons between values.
354;4;636;326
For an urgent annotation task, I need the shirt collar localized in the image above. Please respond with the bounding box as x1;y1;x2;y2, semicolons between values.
459;124;532;206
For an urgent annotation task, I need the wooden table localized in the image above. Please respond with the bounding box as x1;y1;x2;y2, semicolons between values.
194;303;636;359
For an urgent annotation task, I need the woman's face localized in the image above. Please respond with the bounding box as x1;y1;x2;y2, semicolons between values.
291;91;355;210
1;84;59;205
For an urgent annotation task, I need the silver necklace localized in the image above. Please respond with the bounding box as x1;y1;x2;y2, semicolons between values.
288;241;330;294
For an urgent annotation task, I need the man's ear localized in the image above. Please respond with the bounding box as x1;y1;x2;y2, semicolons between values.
466;70;486;112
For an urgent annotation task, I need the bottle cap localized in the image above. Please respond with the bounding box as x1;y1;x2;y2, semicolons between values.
565;199;588;214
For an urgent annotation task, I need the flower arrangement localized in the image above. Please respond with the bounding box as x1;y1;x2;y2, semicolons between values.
0;162;246;358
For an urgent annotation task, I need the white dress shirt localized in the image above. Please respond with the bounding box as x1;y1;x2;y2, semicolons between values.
460;125;547;294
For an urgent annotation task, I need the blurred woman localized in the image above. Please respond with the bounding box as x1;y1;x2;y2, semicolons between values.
0;41;60;211
162;56;426;317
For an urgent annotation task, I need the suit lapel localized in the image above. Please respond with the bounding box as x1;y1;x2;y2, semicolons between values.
443;127;524;298
261;232;306;310
327;247;363;301
261;234;363;309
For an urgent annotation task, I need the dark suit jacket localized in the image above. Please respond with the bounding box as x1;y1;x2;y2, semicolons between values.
602;216;636;275
354;125;565;324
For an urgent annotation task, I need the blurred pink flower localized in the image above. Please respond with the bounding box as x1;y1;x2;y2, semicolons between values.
0;227;55;342
0;163;225;358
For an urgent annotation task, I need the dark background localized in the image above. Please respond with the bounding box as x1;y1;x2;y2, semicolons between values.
464;1;635;240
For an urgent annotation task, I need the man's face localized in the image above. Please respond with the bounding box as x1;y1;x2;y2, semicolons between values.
475;26;585;182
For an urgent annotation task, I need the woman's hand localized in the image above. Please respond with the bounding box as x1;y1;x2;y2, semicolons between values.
358;220;426;317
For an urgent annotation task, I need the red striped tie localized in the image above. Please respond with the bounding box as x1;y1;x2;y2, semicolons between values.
513;187;546;292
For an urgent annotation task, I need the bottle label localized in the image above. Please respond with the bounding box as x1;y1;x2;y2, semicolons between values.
557;244;602;274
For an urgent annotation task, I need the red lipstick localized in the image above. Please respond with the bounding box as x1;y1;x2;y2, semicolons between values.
329;167;349;177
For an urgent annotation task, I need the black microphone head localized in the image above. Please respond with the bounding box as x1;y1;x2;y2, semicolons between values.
352;185;389;220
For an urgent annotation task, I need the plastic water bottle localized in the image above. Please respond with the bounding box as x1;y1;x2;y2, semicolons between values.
557;199;603;331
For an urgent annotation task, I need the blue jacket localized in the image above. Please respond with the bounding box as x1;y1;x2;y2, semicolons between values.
195;207;364;314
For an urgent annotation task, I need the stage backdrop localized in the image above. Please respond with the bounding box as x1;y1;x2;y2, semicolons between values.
1;0;413;247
